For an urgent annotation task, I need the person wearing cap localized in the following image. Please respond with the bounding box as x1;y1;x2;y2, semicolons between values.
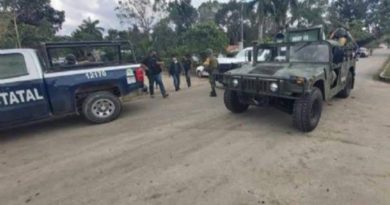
203;49;219;97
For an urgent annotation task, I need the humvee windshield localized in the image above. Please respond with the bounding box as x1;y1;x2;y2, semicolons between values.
256;42;330;63
257;45;287;63
290;43;329;63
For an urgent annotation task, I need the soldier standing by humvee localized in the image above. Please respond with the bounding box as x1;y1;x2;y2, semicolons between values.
203;49;219;97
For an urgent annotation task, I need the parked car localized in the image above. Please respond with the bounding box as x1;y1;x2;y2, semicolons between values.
0;41;145;129
357;47;370;57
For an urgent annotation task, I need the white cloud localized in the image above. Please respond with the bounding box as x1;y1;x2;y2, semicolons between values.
52;0;230;35
52;0;123;35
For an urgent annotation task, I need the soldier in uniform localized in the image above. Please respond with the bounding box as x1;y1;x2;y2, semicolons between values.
203;49;219;97
329;27;358;49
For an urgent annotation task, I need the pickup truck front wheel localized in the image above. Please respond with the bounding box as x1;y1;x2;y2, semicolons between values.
82;91;122;124
292;87;323;132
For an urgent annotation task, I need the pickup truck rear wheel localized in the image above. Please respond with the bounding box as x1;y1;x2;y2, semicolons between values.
82;91;122;124
293;87;323;132
224;90;249;113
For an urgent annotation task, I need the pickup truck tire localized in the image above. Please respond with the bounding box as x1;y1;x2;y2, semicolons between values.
337;71;353;98
82;91;122;124
293;87;323;132
224;90;249;113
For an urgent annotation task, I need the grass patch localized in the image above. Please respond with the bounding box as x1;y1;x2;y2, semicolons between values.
379;56;390;82
384;63;390;77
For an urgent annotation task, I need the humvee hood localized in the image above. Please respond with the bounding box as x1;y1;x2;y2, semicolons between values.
227;63;328;79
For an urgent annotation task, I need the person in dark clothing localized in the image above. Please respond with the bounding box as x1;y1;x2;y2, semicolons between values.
142;51;169;98
169;55;182;91
182;54;192;88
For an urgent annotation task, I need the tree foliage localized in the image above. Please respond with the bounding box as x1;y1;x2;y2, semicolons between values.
180;22;228;55
291;0;328;27
215;0;244;45
0;0;64;48
116;0;166;36
167;0;198;33
198;1;222;23
151;19;178;57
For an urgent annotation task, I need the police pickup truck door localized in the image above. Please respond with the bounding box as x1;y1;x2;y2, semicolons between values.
0;50;51;126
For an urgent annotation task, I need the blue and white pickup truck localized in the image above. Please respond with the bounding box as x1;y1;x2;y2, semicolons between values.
0;41;145;129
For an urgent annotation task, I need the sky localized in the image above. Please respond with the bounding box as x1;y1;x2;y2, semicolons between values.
51;0;229;36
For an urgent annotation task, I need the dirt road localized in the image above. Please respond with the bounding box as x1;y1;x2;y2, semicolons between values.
1;49;390;205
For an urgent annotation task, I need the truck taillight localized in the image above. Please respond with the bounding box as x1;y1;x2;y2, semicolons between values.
135;68;144;82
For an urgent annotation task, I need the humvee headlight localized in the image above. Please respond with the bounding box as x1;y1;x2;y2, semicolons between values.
232;79;239;88
270;82;279;92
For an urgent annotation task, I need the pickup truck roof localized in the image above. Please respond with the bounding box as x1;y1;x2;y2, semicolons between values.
42;41;127;48
0;48;36;53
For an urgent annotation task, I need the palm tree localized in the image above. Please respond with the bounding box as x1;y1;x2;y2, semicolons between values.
248;0;275;42
80;17;105;39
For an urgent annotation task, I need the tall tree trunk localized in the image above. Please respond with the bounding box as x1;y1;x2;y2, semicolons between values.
13;11;21;48
258;15;265;43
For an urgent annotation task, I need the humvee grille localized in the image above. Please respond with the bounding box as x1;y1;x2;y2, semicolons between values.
241;78;271;93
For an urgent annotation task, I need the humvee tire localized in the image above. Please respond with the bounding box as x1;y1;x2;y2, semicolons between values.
337;71;353;98
82;91;122;124
224;90;249;113
293;87;323;132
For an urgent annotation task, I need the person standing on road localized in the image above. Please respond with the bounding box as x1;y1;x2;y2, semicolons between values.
203;49;219;97
182;54;192;88
142;51;169;98
169;55;183;91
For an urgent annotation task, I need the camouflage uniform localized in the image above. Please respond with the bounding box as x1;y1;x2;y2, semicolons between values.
203;50;219;96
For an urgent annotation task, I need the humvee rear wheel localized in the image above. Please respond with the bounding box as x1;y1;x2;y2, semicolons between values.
82;91;122;124
224;90;249;113
337;71;353;98
293;87;323;132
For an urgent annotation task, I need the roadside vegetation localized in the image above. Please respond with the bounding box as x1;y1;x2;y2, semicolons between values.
1;0;390;61
380;56;390;81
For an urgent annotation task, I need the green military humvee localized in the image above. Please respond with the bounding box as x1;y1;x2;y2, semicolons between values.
218;27;357;132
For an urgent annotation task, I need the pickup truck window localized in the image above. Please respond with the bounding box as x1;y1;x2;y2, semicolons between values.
47;46;121;72
0;53;29;79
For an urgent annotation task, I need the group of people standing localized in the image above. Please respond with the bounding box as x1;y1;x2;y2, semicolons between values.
141;49;219;98
168;54;192;91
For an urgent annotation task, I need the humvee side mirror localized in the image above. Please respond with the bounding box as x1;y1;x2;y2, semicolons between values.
247;51;252;62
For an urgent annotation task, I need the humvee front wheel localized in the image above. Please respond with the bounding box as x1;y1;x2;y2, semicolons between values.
82;91;122;124
337;71;353;98
293;87;323;132
224;90;249;113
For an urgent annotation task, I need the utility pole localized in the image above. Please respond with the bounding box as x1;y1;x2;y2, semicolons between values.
239;1;244;50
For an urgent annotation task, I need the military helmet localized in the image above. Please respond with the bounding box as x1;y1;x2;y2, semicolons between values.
206;48;213;56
